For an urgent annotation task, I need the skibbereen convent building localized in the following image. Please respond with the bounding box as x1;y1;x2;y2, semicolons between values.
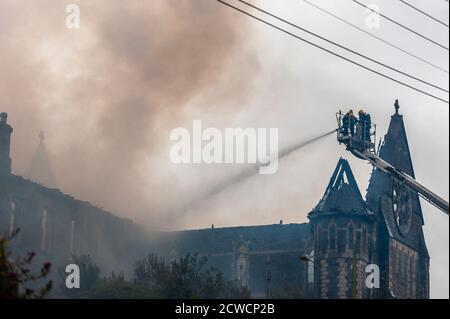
0;105;430;298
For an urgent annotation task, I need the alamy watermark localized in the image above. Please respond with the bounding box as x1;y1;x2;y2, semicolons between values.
365;3;381;29
170;120;279;175
365;264;380;289
65;264;80;289
65;4;80;29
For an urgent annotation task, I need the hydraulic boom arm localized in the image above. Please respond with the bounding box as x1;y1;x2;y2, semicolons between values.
336;110;449;216
354;149;449;215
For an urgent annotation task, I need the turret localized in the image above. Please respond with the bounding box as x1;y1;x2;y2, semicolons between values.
308;158;375;299
0;112;13;175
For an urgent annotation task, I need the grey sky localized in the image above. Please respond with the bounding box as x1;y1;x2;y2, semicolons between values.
0;0;448;298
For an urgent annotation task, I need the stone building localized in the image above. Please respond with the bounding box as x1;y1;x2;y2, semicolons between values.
308;158;375;299
365;106;430;299
154;104;430;299
152;223;314;298
0;104;430;298
0;114;148;277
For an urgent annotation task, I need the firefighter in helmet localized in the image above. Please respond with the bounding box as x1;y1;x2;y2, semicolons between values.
342;109;357;137
358;109;372;143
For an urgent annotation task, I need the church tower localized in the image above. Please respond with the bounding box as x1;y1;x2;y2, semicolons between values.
366;101;429;299
309;158;375;299
0;112;13;175
28;131;57;188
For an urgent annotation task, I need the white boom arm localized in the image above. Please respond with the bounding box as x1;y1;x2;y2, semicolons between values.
353;149;449;215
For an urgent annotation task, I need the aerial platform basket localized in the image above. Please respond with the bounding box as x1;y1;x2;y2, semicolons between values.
336;111;377;159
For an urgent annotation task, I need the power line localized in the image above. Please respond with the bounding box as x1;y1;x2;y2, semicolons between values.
352;0;449;51
237;0;448;93
302;0;449;74
215;0;449;104
398;0;449;28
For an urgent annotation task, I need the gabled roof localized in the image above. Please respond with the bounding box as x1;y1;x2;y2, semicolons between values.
311;158;369;215
154;223;312;256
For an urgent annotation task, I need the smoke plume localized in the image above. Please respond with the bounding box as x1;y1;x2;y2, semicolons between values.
0;0;259;226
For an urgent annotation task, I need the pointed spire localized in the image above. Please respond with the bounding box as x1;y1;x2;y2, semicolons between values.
366;101;424;226
39;130;45;144
28;131;57;188
312;158;368;214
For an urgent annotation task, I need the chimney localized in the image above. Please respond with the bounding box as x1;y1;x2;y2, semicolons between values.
0;112;13;175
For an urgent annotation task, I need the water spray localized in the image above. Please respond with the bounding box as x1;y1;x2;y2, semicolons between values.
184;129;337;211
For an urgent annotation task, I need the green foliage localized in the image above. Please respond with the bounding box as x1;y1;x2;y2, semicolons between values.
0;229;53;299
133;253;251;299
59;253;251;299
87;274;158;299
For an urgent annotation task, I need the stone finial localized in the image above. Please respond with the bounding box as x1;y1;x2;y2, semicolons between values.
394;99;400;115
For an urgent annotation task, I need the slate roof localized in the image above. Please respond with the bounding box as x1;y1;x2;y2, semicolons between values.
154;223;312;256
311;158;370;216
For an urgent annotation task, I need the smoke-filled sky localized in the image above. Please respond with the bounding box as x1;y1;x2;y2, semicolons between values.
0;0;448;298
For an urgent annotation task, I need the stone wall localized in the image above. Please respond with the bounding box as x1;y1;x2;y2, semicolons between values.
312;214;374;299
389;239;419;299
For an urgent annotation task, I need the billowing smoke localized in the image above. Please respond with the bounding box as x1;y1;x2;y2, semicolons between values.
0;0;259;227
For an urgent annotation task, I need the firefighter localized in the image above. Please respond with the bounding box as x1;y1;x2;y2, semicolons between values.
342;110;357;137
358;109;372;143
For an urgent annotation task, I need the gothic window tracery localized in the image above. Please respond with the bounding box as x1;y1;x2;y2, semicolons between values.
234;239;250;288
348;223;355;250
392;182;413;236
329;223;337;250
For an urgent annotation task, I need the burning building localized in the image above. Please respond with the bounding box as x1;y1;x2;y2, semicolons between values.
0;105;430;298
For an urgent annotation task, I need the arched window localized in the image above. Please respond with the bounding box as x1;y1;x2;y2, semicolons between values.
321;229;328;252
362;226;368;255
355;230;361;255
348;223;355;250
316;225;321;251
307;250;315;284
337;228;346;253
235;243;249;288
329;223;337;250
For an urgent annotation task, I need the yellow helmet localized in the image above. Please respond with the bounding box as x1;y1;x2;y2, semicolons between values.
358;109;365;115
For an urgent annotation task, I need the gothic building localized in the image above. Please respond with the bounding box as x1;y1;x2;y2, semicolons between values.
366;106;430;299
308;158;375;299
0;104;431;298
156;104;430;299
0;113;149;278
